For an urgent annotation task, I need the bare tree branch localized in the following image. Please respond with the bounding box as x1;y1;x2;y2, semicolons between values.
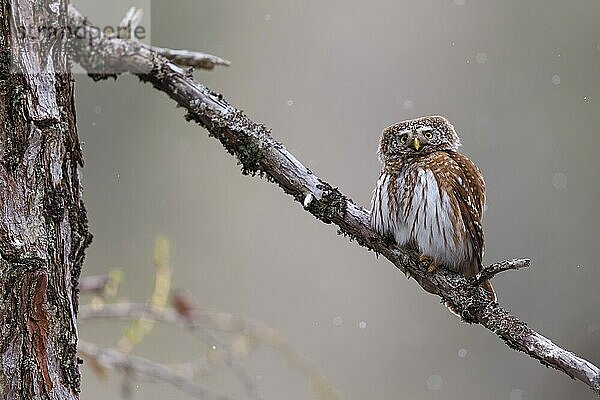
149;46;231;70
78;341;239;400
68;6;600;395
117;7;231;70
79;239;262;399
80;303;341;399
81;303;261;399
77;241;338;398
79;275;110;294
118;7;144;38
472;258;530;287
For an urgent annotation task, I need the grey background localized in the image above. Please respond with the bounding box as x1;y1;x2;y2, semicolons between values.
74;0;600;399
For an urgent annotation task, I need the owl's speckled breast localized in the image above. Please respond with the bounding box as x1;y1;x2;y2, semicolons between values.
371;166;473;272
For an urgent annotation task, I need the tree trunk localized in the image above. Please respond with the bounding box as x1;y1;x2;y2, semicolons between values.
0;1;90;399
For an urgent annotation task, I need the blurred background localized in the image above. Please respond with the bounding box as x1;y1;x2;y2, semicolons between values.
73;0;600;399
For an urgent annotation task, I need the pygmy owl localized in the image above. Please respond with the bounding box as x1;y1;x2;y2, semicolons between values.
370;115;496;301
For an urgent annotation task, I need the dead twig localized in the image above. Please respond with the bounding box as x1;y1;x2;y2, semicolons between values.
472;258;530;287
78;340;239;400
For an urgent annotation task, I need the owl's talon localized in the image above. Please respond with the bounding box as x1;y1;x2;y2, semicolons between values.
419;255;439;272
427;262;439;273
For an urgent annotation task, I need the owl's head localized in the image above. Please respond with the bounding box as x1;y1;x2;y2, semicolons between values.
378;115;461;163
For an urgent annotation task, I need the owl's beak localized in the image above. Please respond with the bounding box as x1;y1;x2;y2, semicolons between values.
412;138;421;151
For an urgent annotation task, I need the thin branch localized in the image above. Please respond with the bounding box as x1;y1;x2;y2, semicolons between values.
80;303;341;399
150;46;231;70
118;7;143;38
69;6;600;395
472;258;530;287
78;340;239;400
182;317;260;400
79;275;110;294
110;303;261;400
114;6;230;69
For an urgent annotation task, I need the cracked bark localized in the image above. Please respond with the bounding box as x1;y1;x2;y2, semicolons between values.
0;1;91;399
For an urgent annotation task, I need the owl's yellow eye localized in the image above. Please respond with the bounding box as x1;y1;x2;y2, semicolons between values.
424;131;433;139
399;133;409;143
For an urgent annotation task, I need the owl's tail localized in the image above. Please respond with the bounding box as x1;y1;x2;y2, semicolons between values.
481;279;497;303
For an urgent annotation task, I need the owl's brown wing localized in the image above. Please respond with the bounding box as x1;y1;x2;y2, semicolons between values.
428;151;486;275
